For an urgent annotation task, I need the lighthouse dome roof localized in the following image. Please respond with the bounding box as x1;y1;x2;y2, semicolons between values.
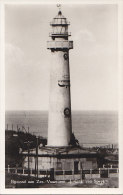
55;11;66;18
50;11;70;26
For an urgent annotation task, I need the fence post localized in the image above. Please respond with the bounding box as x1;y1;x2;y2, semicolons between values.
63;170;65;181
30;168;32;175
99;168;101;178
108;168;109;178
80;169;83;182
53;169;55;180
23;169;24;174
72;169;74;180
35;157;37;178
8;165;10;173
15;168;17;174
90;169;92;179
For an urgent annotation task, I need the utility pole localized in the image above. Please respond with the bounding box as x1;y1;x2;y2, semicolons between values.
24;140;32;178
27;141;30;177
36;136;39;179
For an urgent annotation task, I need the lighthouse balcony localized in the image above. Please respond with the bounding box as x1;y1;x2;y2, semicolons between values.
50;21;70;26
49;32;71;37
47;40;73;49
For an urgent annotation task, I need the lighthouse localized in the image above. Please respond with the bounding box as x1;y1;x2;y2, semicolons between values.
23;5;98;177
47;5;73;147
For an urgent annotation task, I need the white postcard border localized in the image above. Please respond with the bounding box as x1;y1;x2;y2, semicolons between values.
0;0;123;194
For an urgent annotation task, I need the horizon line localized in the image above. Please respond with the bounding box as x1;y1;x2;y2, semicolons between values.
5;109;118;112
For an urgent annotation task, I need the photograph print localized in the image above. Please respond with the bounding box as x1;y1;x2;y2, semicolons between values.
5;3;118;188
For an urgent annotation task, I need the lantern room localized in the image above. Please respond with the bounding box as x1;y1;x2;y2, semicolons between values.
50;10;71;40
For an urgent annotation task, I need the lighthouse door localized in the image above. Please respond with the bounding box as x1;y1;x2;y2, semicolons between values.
74;161;79;174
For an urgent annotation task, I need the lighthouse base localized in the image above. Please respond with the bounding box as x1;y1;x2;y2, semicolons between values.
23;146;98;181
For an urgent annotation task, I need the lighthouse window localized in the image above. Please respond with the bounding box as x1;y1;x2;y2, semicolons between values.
64;53;68;60
64;108;71;117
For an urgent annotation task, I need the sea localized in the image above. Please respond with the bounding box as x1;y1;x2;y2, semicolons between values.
5;110;118;147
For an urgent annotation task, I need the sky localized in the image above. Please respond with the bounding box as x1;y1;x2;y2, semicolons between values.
5;4;118;111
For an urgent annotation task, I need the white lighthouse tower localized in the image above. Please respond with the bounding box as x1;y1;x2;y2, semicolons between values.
23;6;98;176
47;5;73;147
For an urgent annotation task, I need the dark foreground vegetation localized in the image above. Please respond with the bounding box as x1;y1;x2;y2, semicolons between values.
5;130;47;167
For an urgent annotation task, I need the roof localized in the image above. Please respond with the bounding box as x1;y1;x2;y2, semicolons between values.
50;11;69;26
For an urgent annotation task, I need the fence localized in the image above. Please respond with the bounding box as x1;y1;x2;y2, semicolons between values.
6;165;118;181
